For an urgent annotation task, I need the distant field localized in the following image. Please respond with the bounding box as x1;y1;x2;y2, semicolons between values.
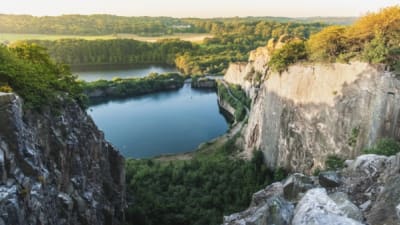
0;33;213;43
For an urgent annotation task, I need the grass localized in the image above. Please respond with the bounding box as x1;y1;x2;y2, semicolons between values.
0;33;213;44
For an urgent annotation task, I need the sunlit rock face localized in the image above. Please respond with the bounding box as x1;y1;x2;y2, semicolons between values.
0;93;125;225
224;47;400;173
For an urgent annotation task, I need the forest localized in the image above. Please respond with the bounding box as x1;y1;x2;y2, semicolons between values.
21;21;325;75
125;139;286;225
0;14;353;36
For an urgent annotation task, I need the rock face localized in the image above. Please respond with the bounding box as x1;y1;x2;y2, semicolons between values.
224;47;400;173
0;93;125;225
223;153;400;225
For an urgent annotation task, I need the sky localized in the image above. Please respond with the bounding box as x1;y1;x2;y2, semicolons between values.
1;0;398;18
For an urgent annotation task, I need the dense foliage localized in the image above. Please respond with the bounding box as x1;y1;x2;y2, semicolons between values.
22;39;195;66
81;72;184;104
363;138;400;156
325;155;345;170
0;14;353;36
268;6;400;73
125;141;281;225
22;21;324;75
217;82;250;122
268;40;308;72
0;43;83;109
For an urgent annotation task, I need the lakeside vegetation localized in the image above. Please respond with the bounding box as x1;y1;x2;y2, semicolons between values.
125;138;284;225
81;72;185;105
267;6;400;74
217;82;250;122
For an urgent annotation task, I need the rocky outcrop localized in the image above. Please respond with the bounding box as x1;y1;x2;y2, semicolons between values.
0;92;125;225
225;45;400;173
223;153;400;225
191;77;216;89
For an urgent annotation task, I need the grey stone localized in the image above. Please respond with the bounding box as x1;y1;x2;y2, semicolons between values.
319;171;341;188
282;173;314;202
0;93;125;225
292;188;364;225
223;196;294;225
359;200;371;212
329;192;363;221
58;192;73;211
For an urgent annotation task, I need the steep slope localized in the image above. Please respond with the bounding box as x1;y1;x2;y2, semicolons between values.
223;152;400;225
225;48;400;174
0;93;125;225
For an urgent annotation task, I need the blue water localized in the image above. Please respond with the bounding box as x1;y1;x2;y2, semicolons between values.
73;64;179;81
87;83;228;158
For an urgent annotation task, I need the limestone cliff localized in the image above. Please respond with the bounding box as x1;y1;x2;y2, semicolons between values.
0;93;125;225
225;48;400;173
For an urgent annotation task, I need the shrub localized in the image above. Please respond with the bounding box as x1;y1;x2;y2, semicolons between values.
307;26;347;62
363;138;400;156
268;40;308;73
325;155;345;170
0;84;13;93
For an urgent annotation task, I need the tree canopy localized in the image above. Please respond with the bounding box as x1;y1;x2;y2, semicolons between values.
0;44;83;109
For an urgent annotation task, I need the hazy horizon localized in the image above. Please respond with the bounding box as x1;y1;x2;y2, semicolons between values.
1;0;398;18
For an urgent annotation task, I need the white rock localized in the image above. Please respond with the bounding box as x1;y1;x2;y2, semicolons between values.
292;188;365;225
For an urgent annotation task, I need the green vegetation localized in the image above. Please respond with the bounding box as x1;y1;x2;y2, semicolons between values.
125;140;282;225
19;20;324;75
217;83;250;122
363;138;400;156
0;43;83;109
348;127;360;147
0;15;201;36
0;14;351;37
268;40;308;73
0;33;212;44
81;72;184;105
268;6;400;73
325;155;345;170
21;39;194;66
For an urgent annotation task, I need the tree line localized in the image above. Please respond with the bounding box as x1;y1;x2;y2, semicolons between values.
267;6;400;74
22;21;324;75
0;14;352;36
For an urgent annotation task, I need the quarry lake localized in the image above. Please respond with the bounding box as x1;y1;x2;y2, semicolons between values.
73;64;179;81
86;83;229;158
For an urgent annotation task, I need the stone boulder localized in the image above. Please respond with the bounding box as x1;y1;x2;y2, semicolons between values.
292;188;364;225
282;173;314;202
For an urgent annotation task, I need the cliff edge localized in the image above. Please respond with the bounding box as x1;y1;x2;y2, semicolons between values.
0;93;125;225
225;48;400;174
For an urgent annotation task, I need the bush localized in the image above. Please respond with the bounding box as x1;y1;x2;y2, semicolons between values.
0;43;82;109
363;138;400;156
0;84;13;93
307;26;347;62
325;155;345;170
268;40;308;73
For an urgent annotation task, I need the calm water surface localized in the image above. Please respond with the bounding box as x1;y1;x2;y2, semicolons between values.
87;83;228;158
73;64;179;81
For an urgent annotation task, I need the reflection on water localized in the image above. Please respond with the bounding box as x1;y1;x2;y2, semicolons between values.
87;84;228;158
